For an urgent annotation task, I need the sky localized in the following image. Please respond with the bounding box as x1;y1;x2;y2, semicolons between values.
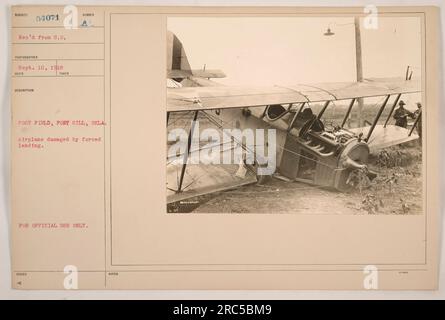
168;16;422;109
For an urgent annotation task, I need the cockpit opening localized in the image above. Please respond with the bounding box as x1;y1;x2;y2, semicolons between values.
265;104;287;121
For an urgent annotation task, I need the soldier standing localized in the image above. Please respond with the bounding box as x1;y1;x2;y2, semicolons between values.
393;100;415;128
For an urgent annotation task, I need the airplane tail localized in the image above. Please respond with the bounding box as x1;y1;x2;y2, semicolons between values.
167;31;225;79
167;31;192;72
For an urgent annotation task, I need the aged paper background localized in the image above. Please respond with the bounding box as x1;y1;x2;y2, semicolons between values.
6;4;441;291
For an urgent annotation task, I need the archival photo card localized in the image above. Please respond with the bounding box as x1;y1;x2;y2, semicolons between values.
10;6;440;290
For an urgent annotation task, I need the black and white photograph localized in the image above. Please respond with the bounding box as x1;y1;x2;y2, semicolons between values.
166;16;423;214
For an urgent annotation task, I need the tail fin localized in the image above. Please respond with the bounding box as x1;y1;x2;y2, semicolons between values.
167;31;226;79
167;31;191;72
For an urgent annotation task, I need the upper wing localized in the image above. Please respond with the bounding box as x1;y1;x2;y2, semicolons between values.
167;77;421;112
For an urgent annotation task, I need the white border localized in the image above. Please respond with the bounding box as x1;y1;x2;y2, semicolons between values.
0;0;443;299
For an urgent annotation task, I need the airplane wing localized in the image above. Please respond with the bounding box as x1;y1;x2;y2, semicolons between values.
350;125;419;154
167;158;257;204
167;78;420;112
167;114;258;205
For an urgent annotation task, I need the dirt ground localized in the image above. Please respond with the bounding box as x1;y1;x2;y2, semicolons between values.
174;142;422;215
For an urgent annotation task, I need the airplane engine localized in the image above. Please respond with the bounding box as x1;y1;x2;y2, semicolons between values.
339;139;369;170
279;123;376;191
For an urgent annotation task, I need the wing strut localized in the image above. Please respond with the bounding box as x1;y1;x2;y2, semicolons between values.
317;100;331;119
365;95;390;142
177;110;199;193
341;98;356;128
383;93;401;128
409;110;422;137
288;102;306;132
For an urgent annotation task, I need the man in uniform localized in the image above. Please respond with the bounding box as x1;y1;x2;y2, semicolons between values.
414;102;422;139
393;100;415;128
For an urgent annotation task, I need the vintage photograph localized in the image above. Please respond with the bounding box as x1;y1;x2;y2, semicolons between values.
166;16;423;214
8;4;440;293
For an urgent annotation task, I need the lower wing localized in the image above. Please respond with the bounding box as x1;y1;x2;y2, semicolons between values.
349;124;419;154
166;115;258;204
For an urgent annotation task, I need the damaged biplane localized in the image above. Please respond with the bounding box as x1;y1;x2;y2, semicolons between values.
166;31;422;205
